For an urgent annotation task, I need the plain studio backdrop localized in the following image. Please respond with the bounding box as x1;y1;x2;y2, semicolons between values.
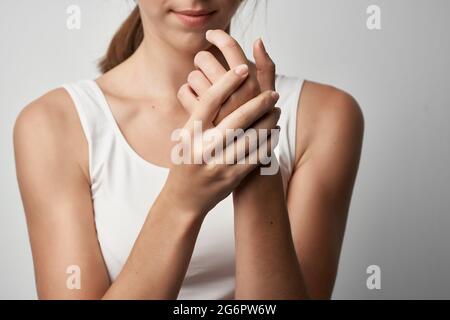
1;0;449;299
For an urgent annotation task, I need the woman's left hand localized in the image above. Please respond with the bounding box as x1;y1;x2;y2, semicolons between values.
180;30;277;125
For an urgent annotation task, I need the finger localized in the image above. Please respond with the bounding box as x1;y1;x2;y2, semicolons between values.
210;127;268;167
192;64;249;122
206;29;248;68
213;79;259;125
231;133;277;179
188;70;212;97
194;51;227;83
205;122;280;167
216;90;280;133
177;83;198;115
253;38;276;91
222;107;280;164
232;107;281;163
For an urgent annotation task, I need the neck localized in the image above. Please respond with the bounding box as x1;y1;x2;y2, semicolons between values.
126;30;228;100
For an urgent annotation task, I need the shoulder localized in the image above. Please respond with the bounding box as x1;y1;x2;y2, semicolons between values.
295;80;364;165
14;88;74;137
14;88;89;180
14;88;80;148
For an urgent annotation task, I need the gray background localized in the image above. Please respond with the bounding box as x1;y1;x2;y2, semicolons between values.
1;0;449;299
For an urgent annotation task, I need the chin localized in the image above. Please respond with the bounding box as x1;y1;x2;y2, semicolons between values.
169;30;215;54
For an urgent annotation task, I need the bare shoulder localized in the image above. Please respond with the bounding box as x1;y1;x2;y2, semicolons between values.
295;80;365;165
14;88;74;139
14;88;89;181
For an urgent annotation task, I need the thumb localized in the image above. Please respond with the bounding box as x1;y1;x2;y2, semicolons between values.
253;38;276;92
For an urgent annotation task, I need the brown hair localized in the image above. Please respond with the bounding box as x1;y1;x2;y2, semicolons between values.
98;7;143;73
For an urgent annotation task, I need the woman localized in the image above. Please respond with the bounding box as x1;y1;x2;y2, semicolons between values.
14;0;364;300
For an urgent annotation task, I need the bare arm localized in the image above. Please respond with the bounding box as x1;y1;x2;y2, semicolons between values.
233;169;309;299
15;66;273;299
234;81;364;299
14;90;203;299
286;82;364;298
184;31;310;299
232;40;307;299
150;29;364;299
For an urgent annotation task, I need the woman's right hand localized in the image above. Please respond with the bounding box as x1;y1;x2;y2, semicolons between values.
160;65;281;219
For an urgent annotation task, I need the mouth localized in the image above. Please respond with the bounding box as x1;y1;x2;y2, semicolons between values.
171;9;217;28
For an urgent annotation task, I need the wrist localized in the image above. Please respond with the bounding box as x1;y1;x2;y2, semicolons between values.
157;187;206;227
233;171;284;205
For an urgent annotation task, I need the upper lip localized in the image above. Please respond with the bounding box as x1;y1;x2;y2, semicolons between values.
173;9;216;16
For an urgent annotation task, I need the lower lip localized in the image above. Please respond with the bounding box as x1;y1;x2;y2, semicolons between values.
173;12;216;28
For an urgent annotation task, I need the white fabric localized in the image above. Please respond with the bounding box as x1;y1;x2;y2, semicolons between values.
62;74;304;299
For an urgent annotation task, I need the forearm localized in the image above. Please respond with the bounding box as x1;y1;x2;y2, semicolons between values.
102;192;204;299
233;169;308;299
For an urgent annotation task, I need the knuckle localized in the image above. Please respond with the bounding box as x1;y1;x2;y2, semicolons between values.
226;94;238;107
222;38;238;49
246;80;259;95
205;163;220;177
223;169;236;183
262;92;274;105
240;91;255;107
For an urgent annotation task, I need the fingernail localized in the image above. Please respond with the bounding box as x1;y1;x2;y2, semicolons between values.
271;91;280;100
206;30;213;38
235;64;249;76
